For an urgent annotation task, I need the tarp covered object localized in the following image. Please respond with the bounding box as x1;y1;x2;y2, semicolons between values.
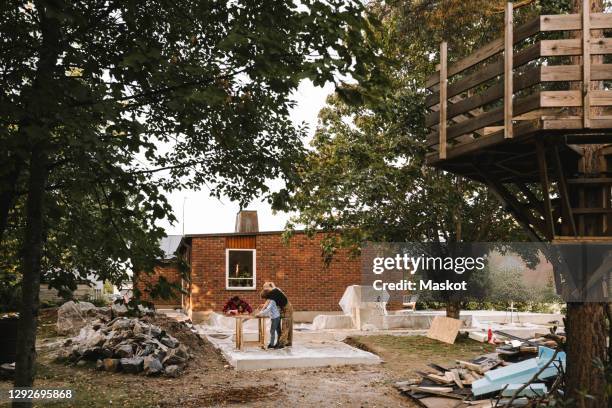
339;285;389;316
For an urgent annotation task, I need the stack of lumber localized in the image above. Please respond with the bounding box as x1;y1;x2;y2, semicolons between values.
394;355;501;408
394;332;566;407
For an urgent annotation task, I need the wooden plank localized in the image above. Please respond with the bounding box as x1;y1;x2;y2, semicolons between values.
591;38;612;54
589;118;612;128
426;121;538;164
426;13;612;89
425;67;540;127
540;90;582;107
591;13;612;29
541;39;581;56
540;14;580;31
546;117;612;129
536;141;555;240
515;15;541;42
407;386;466;400
541;64;580;81
589;90;612;106
484;126;504;135
425;15;543;89
541;38;612;56
541;118;583;129
539;64;612;82
583;0;591;128
516;182;545;216
505;2;513;139
426;316;462;344
440;42;448;160
541;13;612;31
571;208;612;214
426;373;454;385
426;38;504;89
567;177;612;184
426;43;540;108
432;92;539;145
427;102;531;148
553;147;577;237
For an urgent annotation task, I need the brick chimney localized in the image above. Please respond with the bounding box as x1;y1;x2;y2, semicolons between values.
235;210;259;233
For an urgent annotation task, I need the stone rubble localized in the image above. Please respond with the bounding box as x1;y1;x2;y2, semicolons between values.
57;316;191;377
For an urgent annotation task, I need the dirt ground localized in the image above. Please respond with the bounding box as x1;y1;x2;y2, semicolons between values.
0;311;492;407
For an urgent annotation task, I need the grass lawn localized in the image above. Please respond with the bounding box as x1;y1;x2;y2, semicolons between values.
346;334;495;380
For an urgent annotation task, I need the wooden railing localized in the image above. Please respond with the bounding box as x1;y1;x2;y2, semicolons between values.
426;2;612;161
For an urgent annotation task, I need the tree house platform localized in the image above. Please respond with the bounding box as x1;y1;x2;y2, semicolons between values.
426;4;612;240
426;8;612;172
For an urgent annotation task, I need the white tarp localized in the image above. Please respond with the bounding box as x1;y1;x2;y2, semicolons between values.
339;285;389;316
312;314;354;330
312;285;390;330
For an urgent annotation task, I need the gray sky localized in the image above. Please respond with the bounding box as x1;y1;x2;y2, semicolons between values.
158;79;334;235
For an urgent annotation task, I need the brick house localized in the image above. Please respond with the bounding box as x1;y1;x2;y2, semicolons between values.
137;211;373;322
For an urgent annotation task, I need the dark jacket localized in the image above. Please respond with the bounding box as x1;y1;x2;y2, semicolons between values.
265;288;288;308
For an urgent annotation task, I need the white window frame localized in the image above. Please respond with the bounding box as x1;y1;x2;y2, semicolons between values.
225;248;256;290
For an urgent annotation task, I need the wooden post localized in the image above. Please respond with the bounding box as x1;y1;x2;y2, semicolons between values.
583;0;591;128
439;42;447;159
258;317;265;347
536;142;555;240
553;147;578;237
504;2;514;138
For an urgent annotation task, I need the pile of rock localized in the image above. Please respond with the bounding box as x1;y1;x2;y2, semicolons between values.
56;300;154;336
58;317;191;377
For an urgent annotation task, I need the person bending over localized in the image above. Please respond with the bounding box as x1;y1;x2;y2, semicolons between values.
257;291;282;349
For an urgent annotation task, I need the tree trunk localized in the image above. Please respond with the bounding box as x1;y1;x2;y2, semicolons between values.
565;303;608;408
13;147;48;408
445;300;461;319
12;2;61;407
0;159;21;244
563;2;608;407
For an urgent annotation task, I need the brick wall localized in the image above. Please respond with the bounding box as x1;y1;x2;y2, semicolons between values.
135;262;182;307
189;233;364;312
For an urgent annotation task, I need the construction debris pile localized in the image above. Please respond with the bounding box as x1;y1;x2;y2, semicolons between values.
57;316;193;377
395;331;567;408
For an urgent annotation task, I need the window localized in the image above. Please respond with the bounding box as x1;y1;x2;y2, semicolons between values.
226;249;256;289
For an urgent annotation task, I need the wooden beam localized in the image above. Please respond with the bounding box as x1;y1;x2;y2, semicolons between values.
589;90;612;106
474;164;544;241
536;141;555;240
553;147;577;237
540;90;582;107
591;13;612;29
583;0;591;128
540;38;612;56
425;121;540;163
567;177;612;184
540;13;581;31
505;2;514;139
571;208;612;214
439;41;448;160
541;13;612;31
516;182;545;216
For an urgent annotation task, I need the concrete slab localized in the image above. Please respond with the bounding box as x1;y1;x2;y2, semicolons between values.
197;326;381;371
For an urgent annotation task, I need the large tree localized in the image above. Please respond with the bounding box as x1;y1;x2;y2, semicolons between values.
278;0;538;318
0;1;383;404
